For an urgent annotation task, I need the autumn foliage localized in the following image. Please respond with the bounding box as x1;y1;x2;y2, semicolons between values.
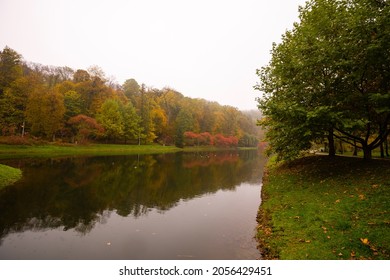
184;131;238;147
67;114;104;143
0;47;262;146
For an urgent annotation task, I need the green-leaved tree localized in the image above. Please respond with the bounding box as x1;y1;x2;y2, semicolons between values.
256;0;390;160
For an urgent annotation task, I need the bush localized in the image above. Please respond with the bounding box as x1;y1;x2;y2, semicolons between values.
0;135;47;145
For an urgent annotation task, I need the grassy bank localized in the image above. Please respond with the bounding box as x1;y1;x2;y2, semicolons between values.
0;164;22;189
257;155;390;260
0;144;257;159
0;144;182;159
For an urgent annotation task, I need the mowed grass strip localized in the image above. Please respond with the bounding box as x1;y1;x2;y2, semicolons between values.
0;164;22;189
257;155;390;260
0;144;181;159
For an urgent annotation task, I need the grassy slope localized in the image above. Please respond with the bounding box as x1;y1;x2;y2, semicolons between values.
0;164;22;189
257;155;390;260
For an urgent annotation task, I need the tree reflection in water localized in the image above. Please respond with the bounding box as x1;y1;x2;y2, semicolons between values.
0;150;264;243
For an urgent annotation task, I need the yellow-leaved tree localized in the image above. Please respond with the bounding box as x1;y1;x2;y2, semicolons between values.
26;83;65;141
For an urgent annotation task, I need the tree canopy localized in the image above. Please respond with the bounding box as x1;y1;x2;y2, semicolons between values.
255;0;390;160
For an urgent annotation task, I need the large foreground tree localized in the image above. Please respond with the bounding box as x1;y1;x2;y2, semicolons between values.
256;0;390;160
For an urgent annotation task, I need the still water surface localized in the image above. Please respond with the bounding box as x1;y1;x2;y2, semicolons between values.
0;150;265;259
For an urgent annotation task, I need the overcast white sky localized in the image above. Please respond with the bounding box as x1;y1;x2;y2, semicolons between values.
0;0;306;110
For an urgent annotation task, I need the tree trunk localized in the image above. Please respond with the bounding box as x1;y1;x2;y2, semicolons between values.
380;142;384;158
328;128;335;157
362;145;372;160
386;137;389;157
353;140;358;156
21;121;25;137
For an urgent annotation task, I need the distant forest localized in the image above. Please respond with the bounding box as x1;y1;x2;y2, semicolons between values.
0;46;263;147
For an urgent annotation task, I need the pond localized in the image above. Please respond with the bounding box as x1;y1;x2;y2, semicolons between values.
0;150;265;259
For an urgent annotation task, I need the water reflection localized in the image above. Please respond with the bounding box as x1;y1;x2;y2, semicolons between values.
0;150;264;259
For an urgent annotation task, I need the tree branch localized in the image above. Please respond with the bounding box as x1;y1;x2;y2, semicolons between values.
333;134;363;148
371;127;390;150
333;127;364;143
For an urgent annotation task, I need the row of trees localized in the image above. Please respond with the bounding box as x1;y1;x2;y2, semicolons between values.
256;0;390;160
184;131;238;147
0;47;261;147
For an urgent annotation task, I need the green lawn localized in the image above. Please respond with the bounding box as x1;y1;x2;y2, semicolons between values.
0;144;182;159
257;155;390;260
0;143;254;159
0;164;22;189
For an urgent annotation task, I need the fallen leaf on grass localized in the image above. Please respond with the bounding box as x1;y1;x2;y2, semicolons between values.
358;194;365;200
360;238;369;245
264;227;272;235
370;245;378;252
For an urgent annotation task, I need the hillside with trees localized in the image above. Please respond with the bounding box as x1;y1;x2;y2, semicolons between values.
0;47;260;148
